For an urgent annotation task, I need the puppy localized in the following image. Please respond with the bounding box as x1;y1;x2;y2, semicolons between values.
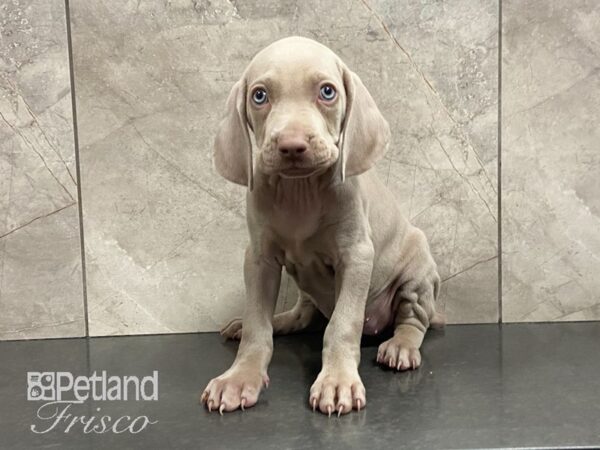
202;36;443;416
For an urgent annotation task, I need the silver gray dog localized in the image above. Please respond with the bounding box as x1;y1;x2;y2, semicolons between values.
201;36;443;416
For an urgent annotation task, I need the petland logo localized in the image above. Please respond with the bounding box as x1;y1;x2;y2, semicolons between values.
27;371;159;434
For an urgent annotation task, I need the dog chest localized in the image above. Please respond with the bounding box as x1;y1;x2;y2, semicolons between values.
283;249;337;317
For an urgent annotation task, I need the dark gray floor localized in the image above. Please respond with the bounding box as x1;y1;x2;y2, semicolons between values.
1;323;599;450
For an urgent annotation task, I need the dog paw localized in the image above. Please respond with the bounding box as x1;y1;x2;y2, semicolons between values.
309;368;366;416
377;338;421;371
201;368;269;414
220;318;242;340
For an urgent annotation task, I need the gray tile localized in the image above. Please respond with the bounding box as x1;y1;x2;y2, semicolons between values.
1;323;600;448
502;0;600;322
0;0;85;339
370;0;499;323
71;0;498;335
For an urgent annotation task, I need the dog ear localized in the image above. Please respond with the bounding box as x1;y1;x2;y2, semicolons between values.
213;79;253;190
339;69;391;181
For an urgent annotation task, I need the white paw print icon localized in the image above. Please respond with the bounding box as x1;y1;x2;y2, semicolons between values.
30;386;41;398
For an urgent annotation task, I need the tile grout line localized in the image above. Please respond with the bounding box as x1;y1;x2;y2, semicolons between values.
497;0;503;324
64;0;89;338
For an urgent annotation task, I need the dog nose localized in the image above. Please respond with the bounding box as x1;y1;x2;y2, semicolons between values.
277;134;308;158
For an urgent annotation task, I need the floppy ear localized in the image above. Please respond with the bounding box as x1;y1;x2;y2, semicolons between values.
213;79;253;189
339;69;391;180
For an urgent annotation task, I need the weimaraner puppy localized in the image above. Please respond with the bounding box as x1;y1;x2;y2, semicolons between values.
202;36;443;416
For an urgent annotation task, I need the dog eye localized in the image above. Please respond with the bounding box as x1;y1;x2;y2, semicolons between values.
252;88;268;105
319;84;336;102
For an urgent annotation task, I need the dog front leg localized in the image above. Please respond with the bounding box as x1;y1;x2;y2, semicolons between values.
309;242;374;416
202;247;281;413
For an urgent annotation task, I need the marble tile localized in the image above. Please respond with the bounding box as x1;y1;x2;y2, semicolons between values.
0;0;85;339
502;0;600;321
71;0;498;335
367;0;499;323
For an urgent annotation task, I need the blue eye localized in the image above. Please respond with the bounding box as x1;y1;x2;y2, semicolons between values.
319;84;336;101
252;88;268;105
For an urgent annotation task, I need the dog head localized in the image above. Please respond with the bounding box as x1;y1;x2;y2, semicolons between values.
213;36;391;189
